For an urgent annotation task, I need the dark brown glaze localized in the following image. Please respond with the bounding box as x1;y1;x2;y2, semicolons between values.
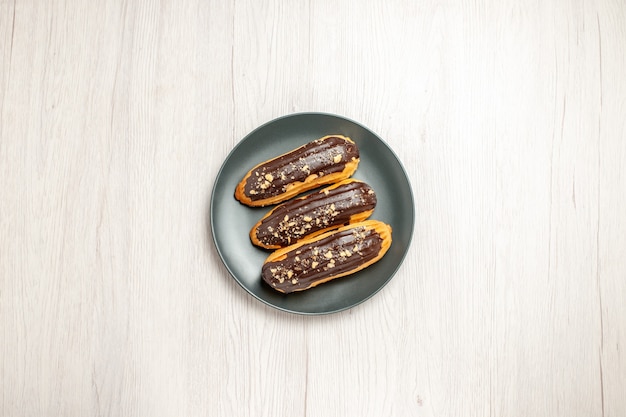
252;180;377;248
243;136;359;202
262;221;391;293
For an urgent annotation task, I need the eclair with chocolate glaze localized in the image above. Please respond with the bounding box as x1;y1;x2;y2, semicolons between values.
250;179;377;249
262;220;392;293
235;135;360;207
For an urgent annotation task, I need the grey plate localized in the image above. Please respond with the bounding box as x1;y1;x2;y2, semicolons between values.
210;113;414;315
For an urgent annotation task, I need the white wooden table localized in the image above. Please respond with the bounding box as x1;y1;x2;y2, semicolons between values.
2;1;625;416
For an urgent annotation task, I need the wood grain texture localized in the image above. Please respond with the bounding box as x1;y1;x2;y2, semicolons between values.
1;1;625;416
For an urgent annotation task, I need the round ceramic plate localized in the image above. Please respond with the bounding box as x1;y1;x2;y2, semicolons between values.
210;113;414;315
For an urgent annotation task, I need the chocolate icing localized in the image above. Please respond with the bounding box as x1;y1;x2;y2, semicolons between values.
243;136;359;201
262;225;384;293
254;181;377;247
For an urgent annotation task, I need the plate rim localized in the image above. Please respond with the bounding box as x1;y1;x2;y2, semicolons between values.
210;111;415;315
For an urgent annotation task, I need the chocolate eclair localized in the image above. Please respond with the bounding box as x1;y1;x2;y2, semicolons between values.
235;135;360;207
262;220;392;293
250;179;377;249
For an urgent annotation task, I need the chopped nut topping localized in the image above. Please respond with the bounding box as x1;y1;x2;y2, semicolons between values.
291;279;298;284
303;216;312;222
311;261;319;268
333;154;342;163
264;173;274;181
324;251;333;259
